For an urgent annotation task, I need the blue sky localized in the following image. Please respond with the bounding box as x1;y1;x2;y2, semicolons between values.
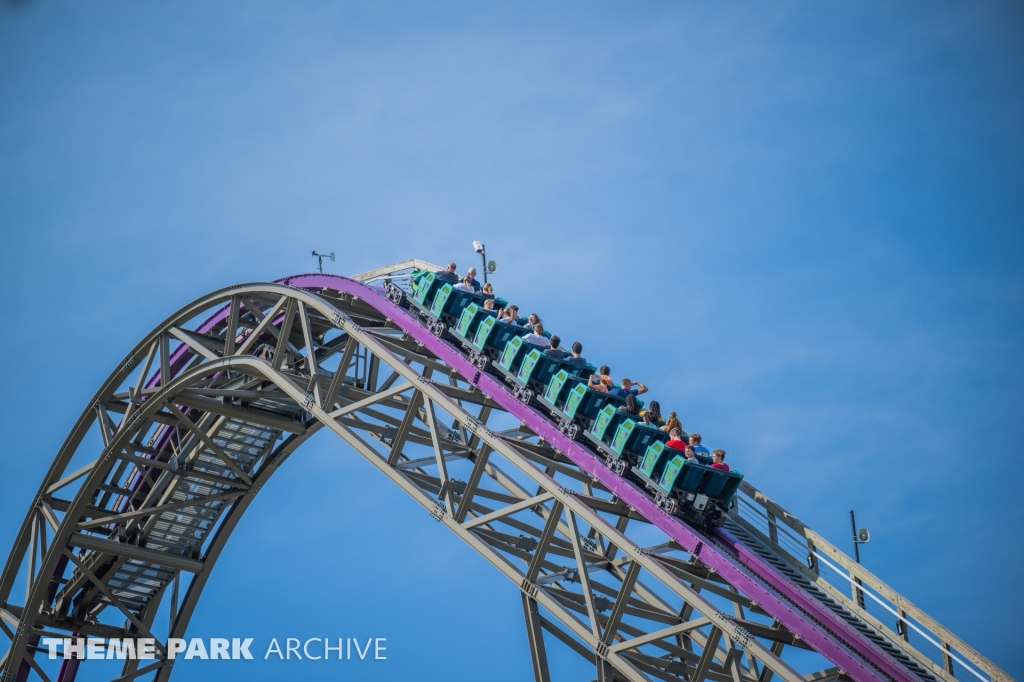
1;1;1022;680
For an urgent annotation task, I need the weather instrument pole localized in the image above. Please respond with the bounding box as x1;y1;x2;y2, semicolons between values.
312;250;335;274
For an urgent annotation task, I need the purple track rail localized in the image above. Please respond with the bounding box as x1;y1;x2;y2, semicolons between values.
281;274;922;682
51;273;920;682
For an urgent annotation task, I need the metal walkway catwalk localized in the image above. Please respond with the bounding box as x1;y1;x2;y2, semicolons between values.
0;261;1012;682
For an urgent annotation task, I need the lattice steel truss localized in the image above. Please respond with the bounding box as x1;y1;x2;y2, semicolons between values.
0;262;1012;682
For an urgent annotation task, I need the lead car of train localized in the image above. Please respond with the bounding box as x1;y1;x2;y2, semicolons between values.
385;272;744;531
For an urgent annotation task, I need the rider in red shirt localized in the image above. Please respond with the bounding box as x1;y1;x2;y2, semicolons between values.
665;428;689;452
710;449;730;472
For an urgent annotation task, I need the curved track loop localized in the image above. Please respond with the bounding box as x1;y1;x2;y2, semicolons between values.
0;268;1000;682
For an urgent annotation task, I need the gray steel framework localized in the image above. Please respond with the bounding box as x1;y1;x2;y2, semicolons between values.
0;262;1011;682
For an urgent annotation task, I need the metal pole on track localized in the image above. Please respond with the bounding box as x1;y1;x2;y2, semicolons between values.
850;510;860;564
850;509;865;608
473;240;488;284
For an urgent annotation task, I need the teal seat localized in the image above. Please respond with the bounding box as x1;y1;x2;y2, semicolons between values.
455;303;496;339
699;469;744;506
449;290;484;320
498;335;540;374
412;272;446;307
609;419;637;455
516;348;548;384
677;460;711;493
719;471;743;507
703;471;731;498
609;420;667;457
472;315;498;350
543;369;593;409
637;441;672;480
591;405;641;444
426;281;489;323
428;282;454;317
519;350;588;390
657;455;687;493
475;319;527;354
563;386;626;421
658;458;744;508
409;269;425;296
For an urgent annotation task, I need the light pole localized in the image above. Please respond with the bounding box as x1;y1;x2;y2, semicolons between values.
472;241;496;284
849;510;870;608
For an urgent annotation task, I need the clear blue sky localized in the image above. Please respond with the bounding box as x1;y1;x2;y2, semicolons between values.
1;2;1022;680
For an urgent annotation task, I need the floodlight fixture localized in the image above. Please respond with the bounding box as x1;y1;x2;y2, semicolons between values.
472;241;490;283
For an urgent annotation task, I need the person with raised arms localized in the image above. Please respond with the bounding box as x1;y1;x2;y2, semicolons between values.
497;304;519;323
588;365;613;393
608;377;648;399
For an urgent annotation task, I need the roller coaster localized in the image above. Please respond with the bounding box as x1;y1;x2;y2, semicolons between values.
0;260;1013;682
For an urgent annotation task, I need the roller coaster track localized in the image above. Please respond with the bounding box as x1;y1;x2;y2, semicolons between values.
0;261;1012;682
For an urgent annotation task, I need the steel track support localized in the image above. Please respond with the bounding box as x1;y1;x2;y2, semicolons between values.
522;594;552;682
2;273;997;682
